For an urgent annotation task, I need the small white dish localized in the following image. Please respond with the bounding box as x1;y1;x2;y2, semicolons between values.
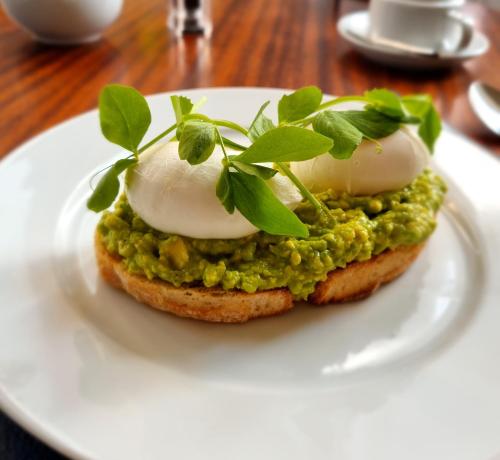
1;0;123;45
338;10;490;69
0;88;500;459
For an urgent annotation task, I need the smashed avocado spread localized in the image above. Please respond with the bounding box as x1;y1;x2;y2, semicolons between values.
97;169;446;300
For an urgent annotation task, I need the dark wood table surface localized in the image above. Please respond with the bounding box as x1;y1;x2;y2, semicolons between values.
0;0;499;458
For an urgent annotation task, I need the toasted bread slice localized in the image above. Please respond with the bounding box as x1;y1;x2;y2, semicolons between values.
95;234;294;323
95;233;424;323
309;243;424;304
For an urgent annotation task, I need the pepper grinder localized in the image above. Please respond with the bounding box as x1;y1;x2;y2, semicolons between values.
168;0;212;36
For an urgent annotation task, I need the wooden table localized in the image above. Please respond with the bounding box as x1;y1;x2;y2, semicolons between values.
0;0;499;457
0;0;499;160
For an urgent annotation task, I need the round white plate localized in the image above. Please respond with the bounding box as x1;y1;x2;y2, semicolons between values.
338;11;490;69
1;88;500;460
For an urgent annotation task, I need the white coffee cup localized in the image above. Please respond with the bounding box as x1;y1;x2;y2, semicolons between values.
369;0;474;53
1;0;123;45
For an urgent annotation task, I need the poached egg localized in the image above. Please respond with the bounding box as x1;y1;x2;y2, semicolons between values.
291;111;429;195
126;141;302;239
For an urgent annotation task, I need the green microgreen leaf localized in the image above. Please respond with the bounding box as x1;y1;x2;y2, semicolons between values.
175;124;184;141
248;101;276;141
401;94;431;118
216;165;234;213
230;171;309;238
99;84;151;153
178;121;217;165
402;94;441;152
87;158;137;212
278;86;323;123
418;104;441;153
313;111;363;159
235;126;332;164
170;95;193;124
339;109;400;139
311;107;401;159
364;88;405;119
230;160;277;179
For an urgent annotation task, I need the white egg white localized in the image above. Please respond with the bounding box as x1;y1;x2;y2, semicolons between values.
125;141;302;239
291;125;429;195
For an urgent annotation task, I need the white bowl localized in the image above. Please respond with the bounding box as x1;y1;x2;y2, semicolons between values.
1;0;123;45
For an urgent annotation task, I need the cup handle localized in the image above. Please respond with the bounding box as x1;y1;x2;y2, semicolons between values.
447;11;474;52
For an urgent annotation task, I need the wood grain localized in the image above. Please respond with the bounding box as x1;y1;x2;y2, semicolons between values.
0;0;498;158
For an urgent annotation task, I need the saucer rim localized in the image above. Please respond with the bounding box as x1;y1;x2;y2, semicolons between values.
338;10;490;62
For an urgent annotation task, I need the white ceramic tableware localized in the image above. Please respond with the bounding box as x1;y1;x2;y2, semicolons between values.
1;88;500;459
469;82;500;135
338;11;490;69
1;0;123;45
369;0;473;53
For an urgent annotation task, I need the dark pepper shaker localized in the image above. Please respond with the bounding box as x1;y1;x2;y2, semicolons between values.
168;0;212;36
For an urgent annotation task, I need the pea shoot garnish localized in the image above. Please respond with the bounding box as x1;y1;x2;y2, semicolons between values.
88;84;441;238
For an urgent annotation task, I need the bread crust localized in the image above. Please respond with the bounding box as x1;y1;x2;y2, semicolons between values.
95;233;424;323
309;243;424;304
95;234;294;323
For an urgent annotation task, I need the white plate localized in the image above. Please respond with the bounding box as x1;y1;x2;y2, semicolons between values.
338;11;490;69
1;88;500;460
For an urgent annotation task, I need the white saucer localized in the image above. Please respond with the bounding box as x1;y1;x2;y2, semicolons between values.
338;10;490;69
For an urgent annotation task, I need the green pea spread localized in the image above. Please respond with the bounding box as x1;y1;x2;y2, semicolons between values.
97;169;446;300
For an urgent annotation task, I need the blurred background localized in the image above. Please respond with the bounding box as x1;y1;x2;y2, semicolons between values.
0;0;499;457
0;0;498;159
